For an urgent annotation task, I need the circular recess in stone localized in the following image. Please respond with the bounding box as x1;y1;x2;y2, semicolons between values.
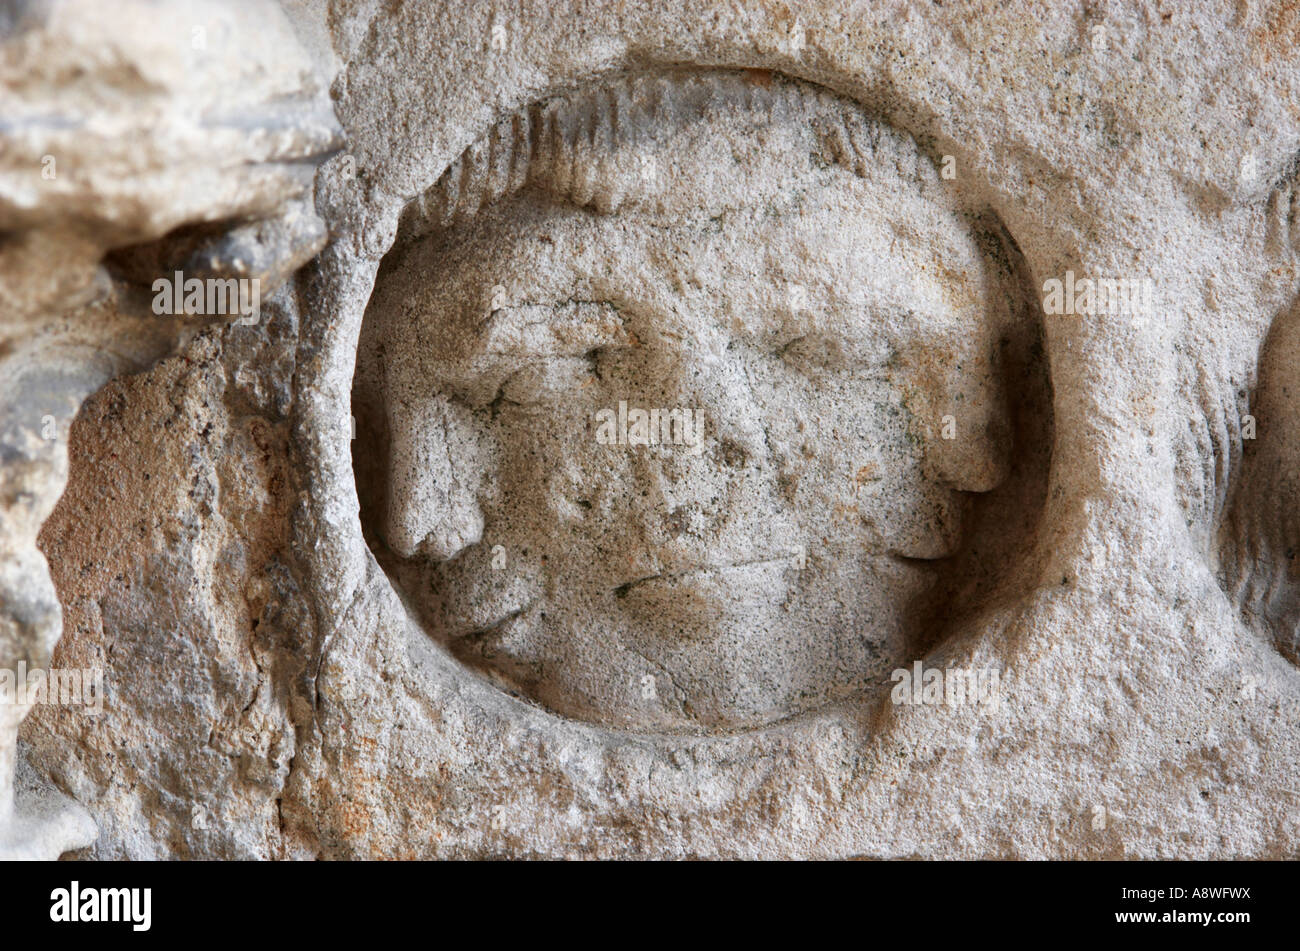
1219;293;1300;665
352;69;1050;734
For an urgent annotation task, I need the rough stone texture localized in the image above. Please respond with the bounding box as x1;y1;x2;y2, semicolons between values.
0;0;337;857
7;0;1300;858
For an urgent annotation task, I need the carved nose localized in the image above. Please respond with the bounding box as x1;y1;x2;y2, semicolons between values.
383;398;484;561
622;363;784;564
681;349;768;464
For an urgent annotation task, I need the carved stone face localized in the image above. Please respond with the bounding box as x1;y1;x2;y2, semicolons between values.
357;74;1013;732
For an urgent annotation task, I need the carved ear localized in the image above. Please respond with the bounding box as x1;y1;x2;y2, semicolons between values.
922;396;1012;494
383;393;485;561
904;341;1012;495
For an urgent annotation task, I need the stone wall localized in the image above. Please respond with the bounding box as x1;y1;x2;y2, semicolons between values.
3;0;1299;859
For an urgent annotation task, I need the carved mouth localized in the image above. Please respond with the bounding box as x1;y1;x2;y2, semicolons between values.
613;555;797;598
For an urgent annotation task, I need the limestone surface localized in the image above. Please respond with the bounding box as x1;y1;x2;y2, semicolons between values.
5;0;1300;859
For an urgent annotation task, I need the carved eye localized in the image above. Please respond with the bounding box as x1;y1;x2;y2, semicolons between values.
779;334;847;374
777;329;901;382
495;358;592;407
